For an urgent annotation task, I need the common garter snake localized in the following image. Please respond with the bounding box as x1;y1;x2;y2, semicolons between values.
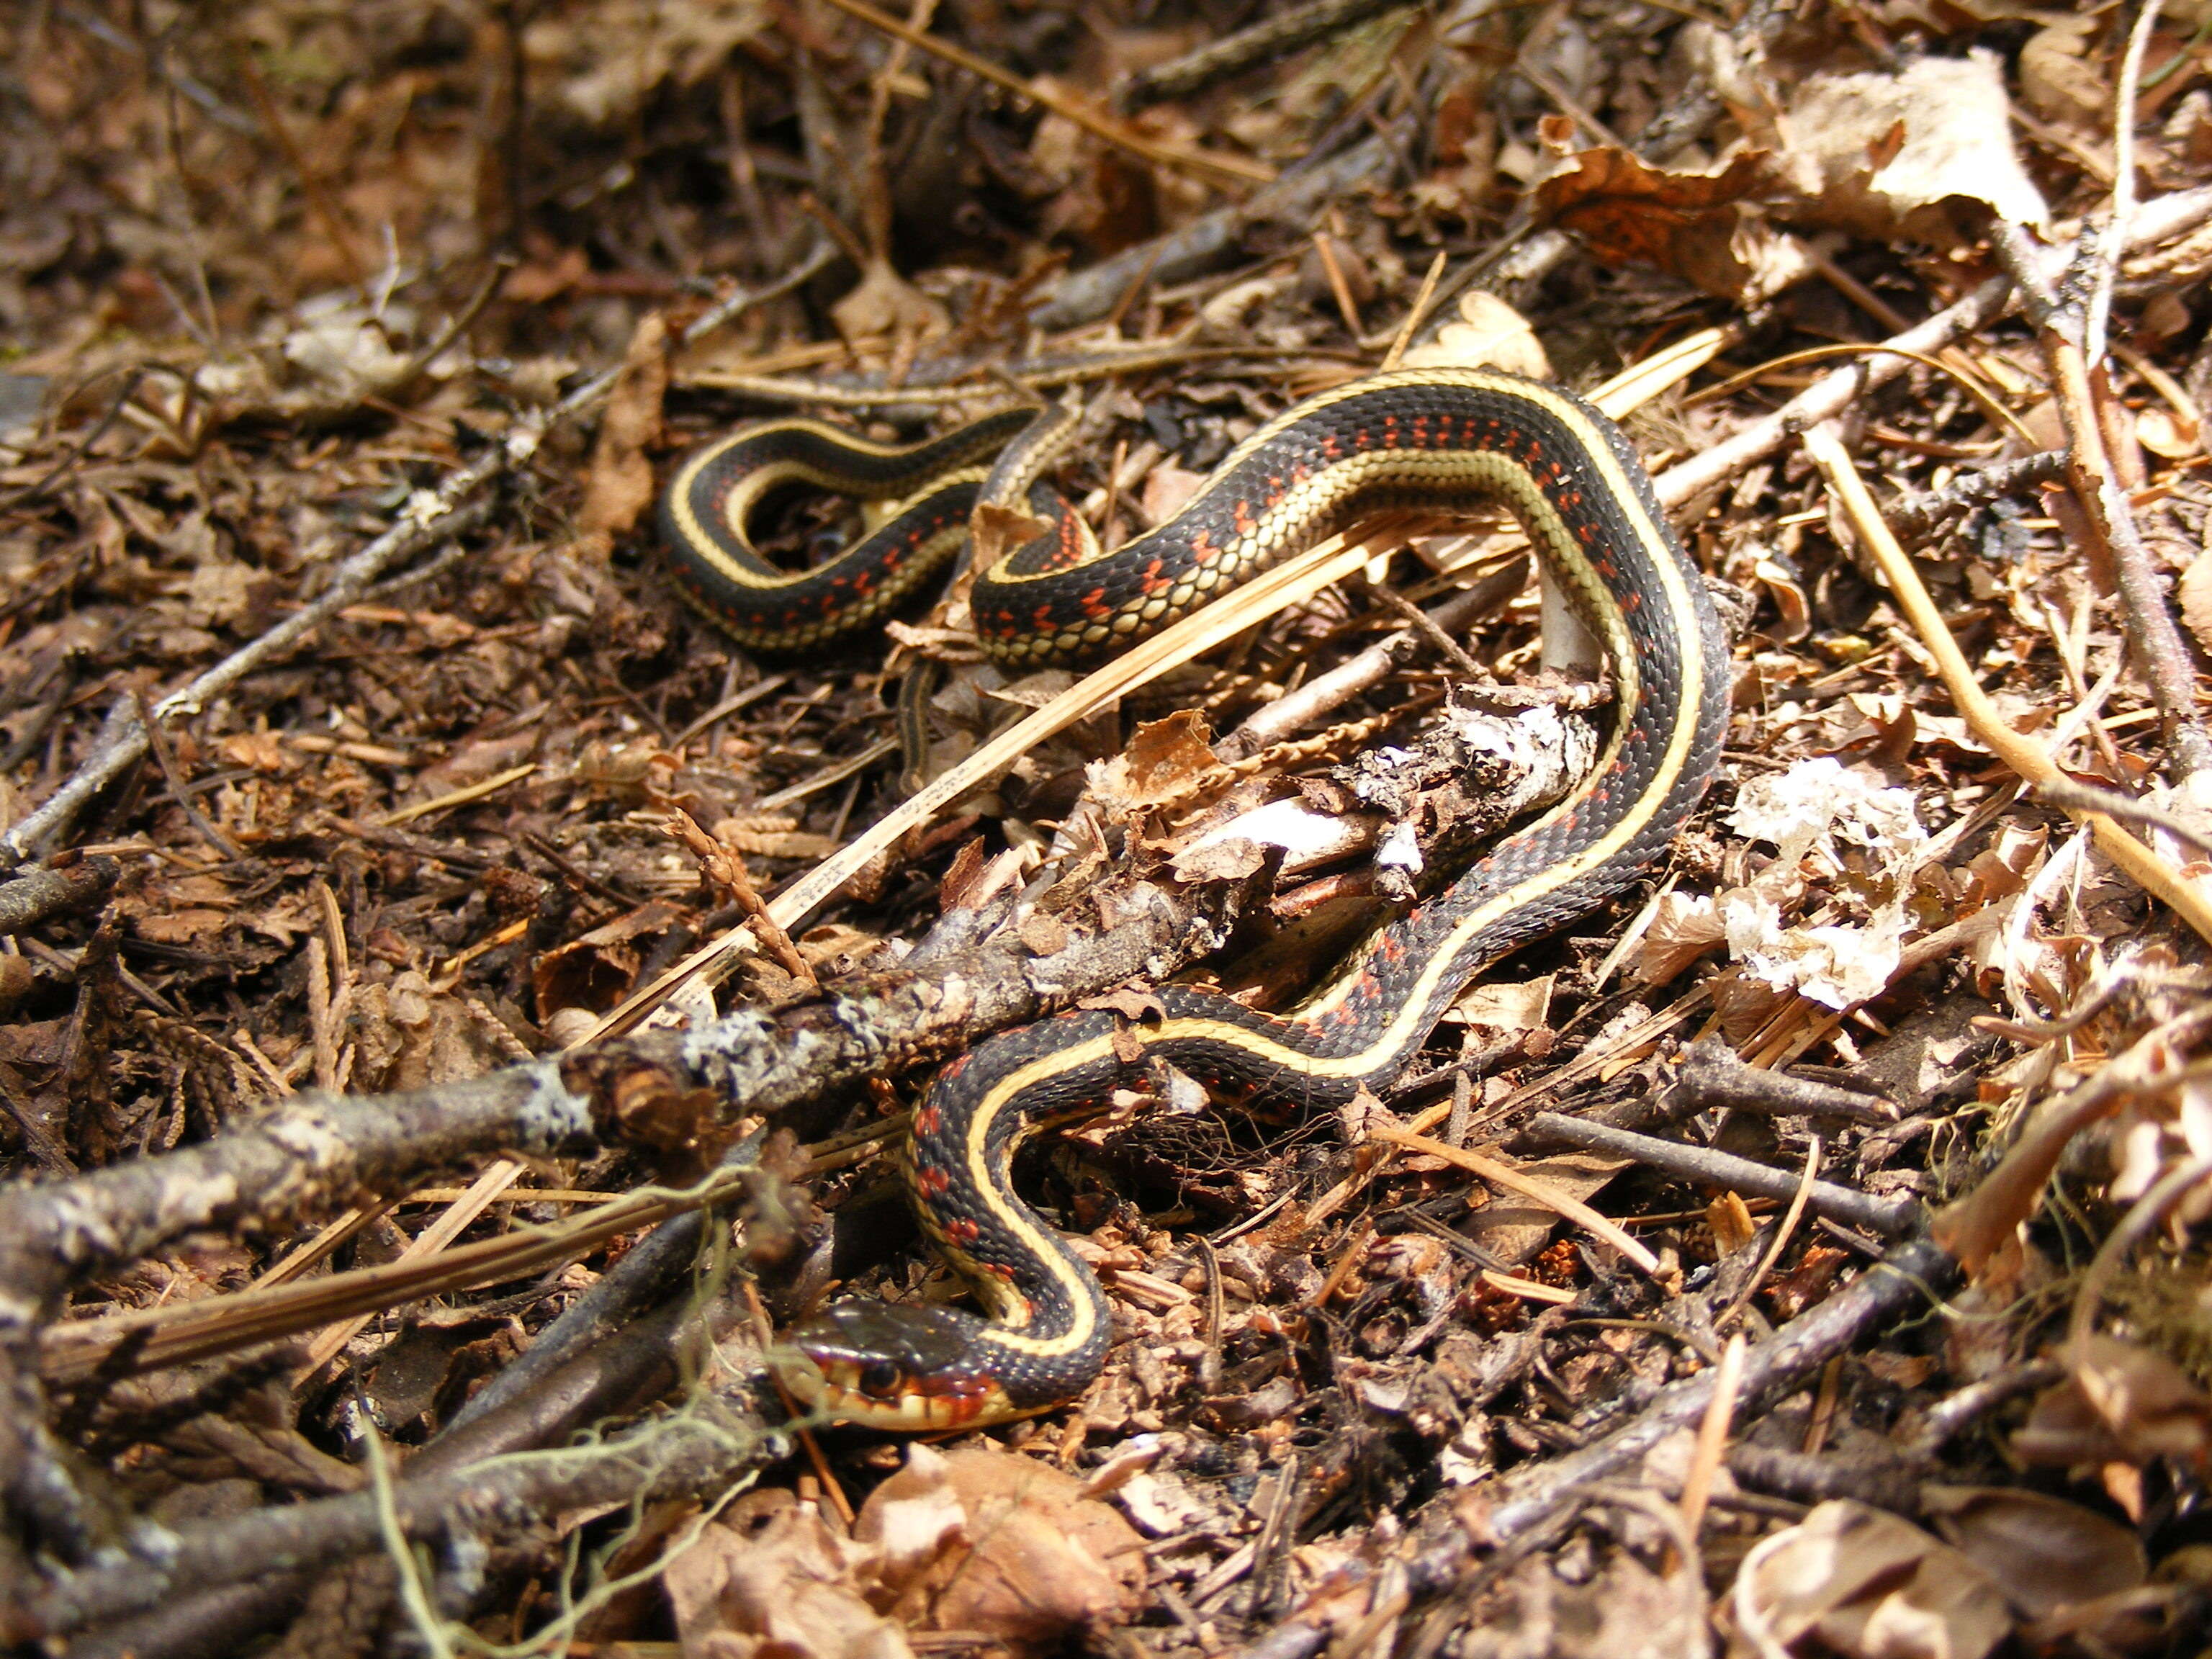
659;368;1729;1429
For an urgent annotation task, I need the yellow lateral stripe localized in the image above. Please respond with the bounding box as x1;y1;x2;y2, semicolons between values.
952;380;1709;1365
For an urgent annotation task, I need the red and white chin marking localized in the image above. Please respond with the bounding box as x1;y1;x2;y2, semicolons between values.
792;1360;1019;1431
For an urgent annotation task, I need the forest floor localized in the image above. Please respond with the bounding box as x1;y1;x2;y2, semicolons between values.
4;1;2212;1655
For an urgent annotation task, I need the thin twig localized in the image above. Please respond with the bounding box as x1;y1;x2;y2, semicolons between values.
2034;777;2212;859
807;0;1272;188
1655;184;2212;514
1526;1112;1917;1238
1988;220;2212;778
1114;0;1411;111
132;693;243;860
1807;423;2212;944
2086;0;2167;361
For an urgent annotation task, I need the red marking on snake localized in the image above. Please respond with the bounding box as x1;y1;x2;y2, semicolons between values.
1082;586;1110;619
914;1101;943;1136
944;1217;982;1247
914;1164;952;1198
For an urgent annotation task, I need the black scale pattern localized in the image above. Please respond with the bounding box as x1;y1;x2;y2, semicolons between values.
660;410;1032;651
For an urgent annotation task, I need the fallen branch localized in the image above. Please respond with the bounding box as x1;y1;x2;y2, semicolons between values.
30;1385;786;1639
1232;1236;1961;1659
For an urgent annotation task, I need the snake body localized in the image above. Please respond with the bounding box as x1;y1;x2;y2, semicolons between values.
660;369;1729;1429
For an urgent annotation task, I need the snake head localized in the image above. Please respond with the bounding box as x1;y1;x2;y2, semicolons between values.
775;1300;1019;1431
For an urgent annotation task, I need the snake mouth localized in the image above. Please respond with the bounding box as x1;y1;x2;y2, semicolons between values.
775;1300;1020;1431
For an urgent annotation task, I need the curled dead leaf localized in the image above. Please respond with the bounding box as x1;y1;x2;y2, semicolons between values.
1735;1499;2013;1659
1398;290;1552;379
665;1489;912;1659
2015;1334;2212;1472
1766;51;2049;247
1920;1485;2147;1620
1531;131;1810;302
1635;890;1726;986
1087;709;1221;815
854;1444;1144;1647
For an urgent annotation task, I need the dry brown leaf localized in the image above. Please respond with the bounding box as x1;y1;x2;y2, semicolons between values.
1449;974;1553;1036
1930;1072;2134;1277
1399;290;1552;379
1531;129;1811;302
1766;51;2049;247
1734;1499;2013;1659
665;1489;912;1659
854;1444;1143;1647
832;258;950;349
2015;1335;2212;1472
2074;1333;2212;1467
1920;1485;2148;1619
970;500;1058;578
1635;890;1727;985
2177;546;2212;657
534;900;687;1017
1087;709;1220;815
530;0;768;127
2018;17;2108;133
579;310;669;536
1462;1152;1624;1269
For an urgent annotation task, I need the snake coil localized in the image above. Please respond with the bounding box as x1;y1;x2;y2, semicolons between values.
661;369;1728;1429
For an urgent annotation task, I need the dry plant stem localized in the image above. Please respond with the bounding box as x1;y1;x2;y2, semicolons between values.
73;1241;747;1658
1364;1123;1659;1272
1214;561;1530;763
1884;450;2070;536
1807;425;2212;945
1677;1334;1747;1539
1;875;1231;1322
1653;184;2212;516
1030;132;1396;331
1930;1007;2212;1273
2087;0;2167;362
0;246;835;867
1490;1238;1955;1533
2036;776;2212;858
590;509;1445;1036
1525;1112;1917;1238
1987;217;2212;778
1660;1035;1896;1126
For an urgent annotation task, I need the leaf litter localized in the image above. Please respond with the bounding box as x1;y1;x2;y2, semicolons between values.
1;1;2211;1657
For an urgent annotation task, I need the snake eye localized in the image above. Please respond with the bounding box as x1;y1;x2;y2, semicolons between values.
858;1360;902;1396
